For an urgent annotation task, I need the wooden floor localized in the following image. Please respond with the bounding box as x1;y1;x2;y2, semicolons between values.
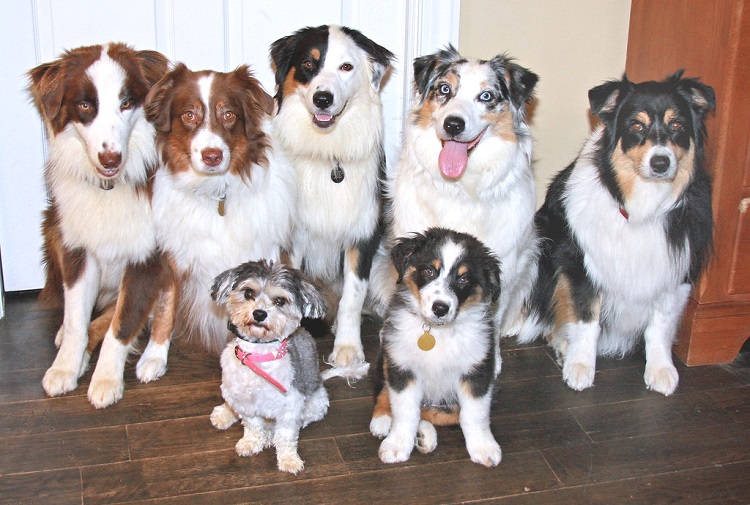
1;291;749;504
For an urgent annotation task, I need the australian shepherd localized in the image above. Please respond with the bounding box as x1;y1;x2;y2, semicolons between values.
370;228;503;467
371;45;539;341
518;72;716;396
144;64;296;353
269;25;395;374
29;43;171;408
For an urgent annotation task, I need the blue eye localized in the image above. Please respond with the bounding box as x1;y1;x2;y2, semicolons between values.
438;83;451;96
479;91;493;102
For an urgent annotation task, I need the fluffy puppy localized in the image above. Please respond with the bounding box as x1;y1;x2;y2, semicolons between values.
209;260;329;474
371;45;539;340
29;43;171;408
519;72;716;396
370;228;503;467
145;64;296;353
270;25;395;373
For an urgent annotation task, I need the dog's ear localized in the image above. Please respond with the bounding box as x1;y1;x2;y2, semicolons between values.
145;64;187;134
589;75;632;120
269;33;297;108
28;59;65;125
135;50;170;87
391;232;427;283
482;252;502;303
210;266;239;306
340;26;395;92
672;70;716;119
413;45;462;101
506;55;539;109
296;275;328;319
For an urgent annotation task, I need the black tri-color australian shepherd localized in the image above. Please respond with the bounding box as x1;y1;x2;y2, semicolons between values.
270;25;395;376
519;71;715;396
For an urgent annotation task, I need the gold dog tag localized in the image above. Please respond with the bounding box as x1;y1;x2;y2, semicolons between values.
217;196;226;216
418;330;436;351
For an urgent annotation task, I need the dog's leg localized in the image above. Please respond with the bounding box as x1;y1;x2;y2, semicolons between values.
378;384;421;464
273;422;304;474
300;386;329;428
210;402;239;430
137;262;176;383
370;387;393;438
329;240;377;372
561;320;601;391
88;252;165;408
87;302;115;354
458;389;501;467
43;252;101;397
236;416;272;457
644;283;691;396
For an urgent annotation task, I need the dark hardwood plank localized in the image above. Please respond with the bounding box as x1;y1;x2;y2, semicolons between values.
0;468;82;505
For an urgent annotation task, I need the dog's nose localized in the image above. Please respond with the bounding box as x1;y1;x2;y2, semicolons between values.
253;309;267;322
202;148;223;167
432;302;450;318
313;91;334;110
650;155;671;174
443;116;465;136
98;150;122;169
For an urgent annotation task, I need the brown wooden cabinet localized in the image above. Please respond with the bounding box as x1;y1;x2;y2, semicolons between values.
626;0;750;365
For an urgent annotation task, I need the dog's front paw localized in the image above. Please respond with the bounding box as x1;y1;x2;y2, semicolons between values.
329;344;365;370
42;367;80;397
136;342;169;383
563;361;595;391
416;420;437;454
87;377;124;409
379;432;414;464
370;414;392;438
644;364;679;396
466;437;502;467
210;404;238;430
235;434;267;457
54;326;64;348
277;452;305;474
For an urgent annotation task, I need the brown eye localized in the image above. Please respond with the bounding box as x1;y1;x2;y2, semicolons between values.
120;98;133;110
182;111;197;124
273;297;286;307
629;121;644;133
457;274;470;286
244;289;255;301
340;62;353;72
423;267;436;279
79;101;92;112
669;120;684;132
302;60;314;70
223;111;235;122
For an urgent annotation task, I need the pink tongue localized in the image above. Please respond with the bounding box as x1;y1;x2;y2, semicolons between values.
438;140;469;179
315;114;333;122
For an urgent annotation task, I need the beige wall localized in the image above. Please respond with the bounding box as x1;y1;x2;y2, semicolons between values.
459;0;631;205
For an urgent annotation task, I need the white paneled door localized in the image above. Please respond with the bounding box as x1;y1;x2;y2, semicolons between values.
0;0;460;313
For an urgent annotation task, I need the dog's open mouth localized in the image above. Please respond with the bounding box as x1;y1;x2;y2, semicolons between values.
311;102;347;129
438;127;487;179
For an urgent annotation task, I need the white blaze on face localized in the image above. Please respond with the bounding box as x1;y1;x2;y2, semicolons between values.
190;74;231;175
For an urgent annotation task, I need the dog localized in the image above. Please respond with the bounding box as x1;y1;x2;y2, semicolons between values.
144;64;296;353
518;72;716;396
29;43;171;408
209;260;329;474
269;25;395;374
370;45;539;342
369;228;503;467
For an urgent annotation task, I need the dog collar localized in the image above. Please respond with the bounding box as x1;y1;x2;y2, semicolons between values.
619;205;629;220
234;340;289;393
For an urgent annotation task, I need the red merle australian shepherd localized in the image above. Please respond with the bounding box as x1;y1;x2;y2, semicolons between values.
270;25;395;377
519;72;716;396
29;43;171;408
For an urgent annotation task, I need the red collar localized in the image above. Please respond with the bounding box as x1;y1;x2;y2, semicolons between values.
619;205;629;220
234;340;289;393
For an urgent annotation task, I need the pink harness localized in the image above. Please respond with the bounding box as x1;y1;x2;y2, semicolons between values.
234;339;289;393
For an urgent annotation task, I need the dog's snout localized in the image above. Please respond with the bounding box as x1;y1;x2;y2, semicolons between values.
443;116;465;137
650;155;671;174
253;309;267;323
98;150;122;169
432;301;450;318
202;148;223;168
313;91;334;110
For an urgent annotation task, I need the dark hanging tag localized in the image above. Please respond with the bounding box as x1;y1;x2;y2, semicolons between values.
100;180;114;190
331;162;345;183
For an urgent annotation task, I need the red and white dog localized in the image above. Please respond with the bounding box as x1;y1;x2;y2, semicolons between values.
29;43;171;408
145;64;296;353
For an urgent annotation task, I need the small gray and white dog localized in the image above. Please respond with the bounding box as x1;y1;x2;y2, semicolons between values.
209;260;329;474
